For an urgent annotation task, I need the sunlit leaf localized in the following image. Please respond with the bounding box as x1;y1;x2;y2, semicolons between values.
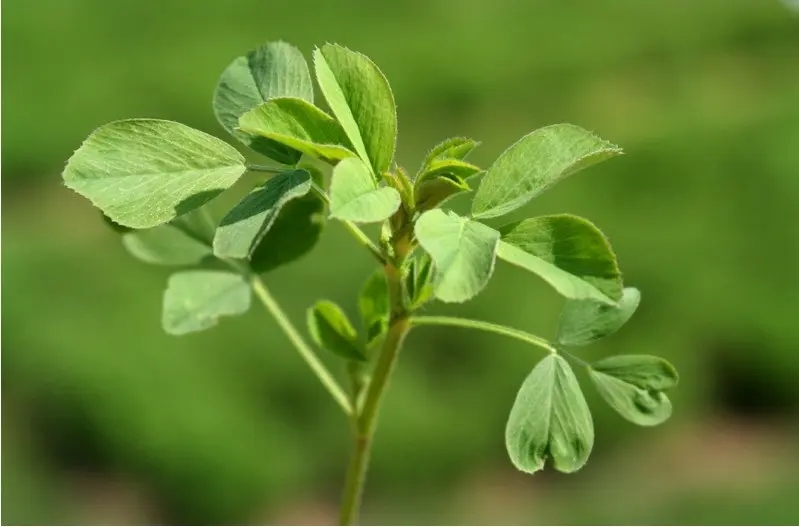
557;288;641;346
329;157;401;223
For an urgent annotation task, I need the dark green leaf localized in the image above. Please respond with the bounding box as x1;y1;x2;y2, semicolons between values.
162;270;251;335
557;287;641;346
359;270;389;347
472;124;622;219
403;251;434;309
213;41;314;164
413;159;475;212
63;120;247;229
506;354;594;474
238;97;356;164
213;168;312;259
498;215;622;304
314;44;397;176
329;157;401;223
307;300;366;361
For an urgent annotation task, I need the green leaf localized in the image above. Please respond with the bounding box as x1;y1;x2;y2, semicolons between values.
359;270;389;347
249;166;327;273
421;137;479;171
557;287;641;346
123;222;212;266
307;300;366;361
213;41;314;164
506;354;594;474
63;119;247;229
422;158;482;180
497;215;622;304
213;168;312;259
589;355;679;426
238;97;356;164
413;158;478;212
329;157;401;223
414;209;500;303
403;251;434;309
472;124;622;219
314;43;397;176
162;270;251;335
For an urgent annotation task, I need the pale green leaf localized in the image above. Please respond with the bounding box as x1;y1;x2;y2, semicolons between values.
307;300;366;361
414;209;500;303
314;43;397;175
421;137;479;171
213;168;312;259
472;124;622;219
162;270;251;335
557;287;641;346
589;355;679;426
329;157;401;223
63;119;247;229
213;41;314;164
422;158;481;180
123;223;212;266
506;354;594;474
497;215;622;304
359;270;389;346
238;97;356;164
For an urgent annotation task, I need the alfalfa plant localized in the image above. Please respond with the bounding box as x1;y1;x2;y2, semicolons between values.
62;41;679;524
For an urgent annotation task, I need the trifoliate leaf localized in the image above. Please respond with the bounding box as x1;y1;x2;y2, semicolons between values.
589;355;679;426
414;209;500;303
63;120;247;229
329;157;401;223
238;97;356;164
314;43;397;176
557;287;641;346
506;354;594;474
213;41;314;164
307;300;366;361
472;124;622;219
162;270;251;335
497;215;622;304
358;270;389;347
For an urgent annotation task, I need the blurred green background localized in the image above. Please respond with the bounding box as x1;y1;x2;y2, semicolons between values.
3;0;799;524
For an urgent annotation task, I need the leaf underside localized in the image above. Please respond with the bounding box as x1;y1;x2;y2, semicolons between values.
162;270;252;335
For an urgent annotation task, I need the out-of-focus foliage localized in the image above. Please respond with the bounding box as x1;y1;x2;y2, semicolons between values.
2;0;798;524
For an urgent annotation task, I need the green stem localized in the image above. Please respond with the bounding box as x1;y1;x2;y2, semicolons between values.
249;273;353;415
247;163;285;174
410;316;556;353
339;264;410;525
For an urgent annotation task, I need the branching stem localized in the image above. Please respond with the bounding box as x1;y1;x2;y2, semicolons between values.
410;315;556;354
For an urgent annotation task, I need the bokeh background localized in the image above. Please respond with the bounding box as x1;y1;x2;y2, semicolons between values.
3;0;799;524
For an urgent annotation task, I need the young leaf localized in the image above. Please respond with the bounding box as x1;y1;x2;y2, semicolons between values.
472;124;622;219
589;355;679;426
359;270;389;347
63;120;247;229
506;354;594;474
497;215;622;304
557;287;641;347
421;137;479;171
413;173;471;212
213;168;312;259
213;41;314;164
329;157;401;223
414;209;500;303
307;300;366;361
313;43;397;176
123;223;212;266
422;158;481;180
403;251;434;309
162;270;251;336
238;97;356;164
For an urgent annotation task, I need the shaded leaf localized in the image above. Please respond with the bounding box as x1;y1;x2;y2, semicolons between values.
359;270;389;347
403;251;434;309
329;157;401;223
63;119;246;229
123;223;212;266
307;300;366;361
557;287;641;346
497;215;622;304
506;354;594;474
413;158;477;212
472;124;622;219
414;209;500;303
239;97;356;164
213;168;312;259
589;355;679;426
314;43;396;175
162;270;251;335
213;41;314;164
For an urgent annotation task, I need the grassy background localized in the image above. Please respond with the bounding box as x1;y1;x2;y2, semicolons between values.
3;0;799;524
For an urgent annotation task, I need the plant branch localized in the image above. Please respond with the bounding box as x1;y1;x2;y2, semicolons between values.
249;272;353;415
410;315;556;353
247;163;285;174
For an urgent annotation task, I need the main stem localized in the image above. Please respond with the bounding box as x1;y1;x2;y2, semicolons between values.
339;262;410;525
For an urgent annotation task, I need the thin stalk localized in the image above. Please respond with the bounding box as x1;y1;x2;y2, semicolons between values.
247;164;285;174
410;315;556;353
249;273;353;415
